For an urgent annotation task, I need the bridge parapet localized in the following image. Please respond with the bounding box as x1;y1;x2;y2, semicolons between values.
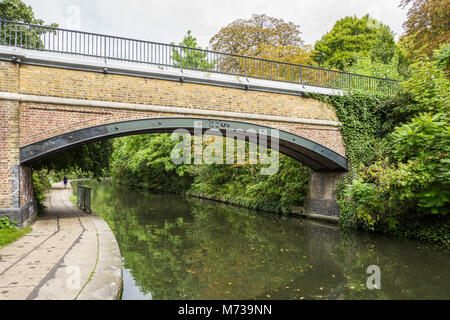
0;18;399;96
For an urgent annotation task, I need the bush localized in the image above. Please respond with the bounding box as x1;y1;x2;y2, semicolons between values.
32;169;51;214
330;55;449;245
0;217;17;231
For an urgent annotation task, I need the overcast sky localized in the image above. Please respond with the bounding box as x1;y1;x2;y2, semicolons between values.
23;0;409;48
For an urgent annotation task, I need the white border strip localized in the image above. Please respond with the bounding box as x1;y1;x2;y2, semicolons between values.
0;92;341;127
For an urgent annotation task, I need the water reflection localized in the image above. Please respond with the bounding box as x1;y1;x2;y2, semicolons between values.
87;181;450;300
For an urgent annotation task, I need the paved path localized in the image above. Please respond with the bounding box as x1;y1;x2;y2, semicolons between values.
0;183;122;300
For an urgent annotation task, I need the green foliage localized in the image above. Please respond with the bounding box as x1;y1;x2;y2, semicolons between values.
433;43;450;73
390;113;450;214
33;140;114;180
188;155;310;213
399;55;450;117
346;53;403;80
0;0;45;23
111;133;311;214
0;226;31;247
31;140;113;215
328;48;450;244
171;30;216;70
313;15;397;70
32;169;51;214
0;217;17;230
111;134;193;193
391;113;449;162
320;91;399;168
0;0;57;47
395;214;450;246
0;217;32;247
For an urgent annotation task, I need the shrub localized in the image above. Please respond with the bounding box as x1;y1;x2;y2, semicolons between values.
0;217;17;231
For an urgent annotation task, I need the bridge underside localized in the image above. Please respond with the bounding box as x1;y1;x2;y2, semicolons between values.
20;117;348;172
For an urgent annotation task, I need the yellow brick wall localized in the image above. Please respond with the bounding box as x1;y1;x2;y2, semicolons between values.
0;61;19;93
17;64;339;122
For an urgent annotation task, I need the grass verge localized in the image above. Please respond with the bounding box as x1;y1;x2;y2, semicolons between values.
0;227;32;247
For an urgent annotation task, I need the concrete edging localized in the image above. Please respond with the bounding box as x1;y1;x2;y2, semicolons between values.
67;185;123;300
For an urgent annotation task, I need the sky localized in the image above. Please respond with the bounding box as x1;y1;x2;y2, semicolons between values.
23;0;409;48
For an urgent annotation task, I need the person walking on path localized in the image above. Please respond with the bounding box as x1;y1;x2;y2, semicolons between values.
63;176;68;189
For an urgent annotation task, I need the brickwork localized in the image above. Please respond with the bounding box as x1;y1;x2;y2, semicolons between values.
17;64;339;122
0;62;18;93
0;99;20;208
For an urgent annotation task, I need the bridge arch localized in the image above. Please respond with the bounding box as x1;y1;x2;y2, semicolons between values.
20;117;348;172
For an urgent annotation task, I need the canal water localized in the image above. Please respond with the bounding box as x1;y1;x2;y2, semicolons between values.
84;180;449;300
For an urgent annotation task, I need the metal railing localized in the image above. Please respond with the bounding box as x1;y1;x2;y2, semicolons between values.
0;19;400;95
76;185;91;214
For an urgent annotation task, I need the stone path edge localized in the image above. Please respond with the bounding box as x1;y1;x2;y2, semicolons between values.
66;184;123;300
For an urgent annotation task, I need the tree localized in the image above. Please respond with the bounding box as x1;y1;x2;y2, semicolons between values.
345;53;403;80
171;30;215;71
209;14;314;82
400;0;450;58
0;0;57;47
256;43;314;66
33;140;114;179
433;43;450;75
111;134;193;193
313;15;396;70
1;0;43;23
399;54;450;117
209;14;312;63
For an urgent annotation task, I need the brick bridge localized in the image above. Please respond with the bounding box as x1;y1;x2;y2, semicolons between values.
0;20;397;226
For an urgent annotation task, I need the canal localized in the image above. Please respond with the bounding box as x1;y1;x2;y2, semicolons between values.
81;180;449;300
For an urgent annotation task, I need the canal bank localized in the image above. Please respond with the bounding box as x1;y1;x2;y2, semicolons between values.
0;182;122;300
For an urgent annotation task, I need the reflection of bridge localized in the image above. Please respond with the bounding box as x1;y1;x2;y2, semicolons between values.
0;19;397;226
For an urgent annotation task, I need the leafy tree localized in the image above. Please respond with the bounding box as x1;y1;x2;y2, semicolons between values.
256;43;314;66
345;53;403;80
0;0;57;47
171;30;215;71
400;0;450;58
399;54;450;117
111;134;193;193
33;140;114;179
0;0;45;23
209;13;312;63
433;43;450;75
313;15;396;70
209;14;314;83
